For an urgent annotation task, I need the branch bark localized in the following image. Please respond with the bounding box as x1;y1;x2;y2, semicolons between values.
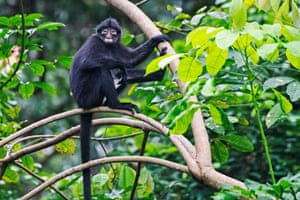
21;156;189;200
104;0;246;189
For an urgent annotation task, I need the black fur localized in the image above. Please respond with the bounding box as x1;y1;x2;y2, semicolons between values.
69;18;169;200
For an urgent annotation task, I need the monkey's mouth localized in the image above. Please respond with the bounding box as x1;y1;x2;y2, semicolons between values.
104;38;114;43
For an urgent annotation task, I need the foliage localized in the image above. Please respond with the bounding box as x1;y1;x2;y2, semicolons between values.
143;0;300;197
213;173;300;199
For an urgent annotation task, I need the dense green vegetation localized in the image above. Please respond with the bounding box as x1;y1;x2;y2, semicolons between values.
0;0;299;199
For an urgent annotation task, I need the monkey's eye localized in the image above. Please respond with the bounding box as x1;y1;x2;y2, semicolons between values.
111;29;117;36
101;28;108;35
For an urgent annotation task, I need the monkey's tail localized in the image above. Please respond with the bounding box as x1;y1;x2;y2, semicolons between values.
80;113;92;200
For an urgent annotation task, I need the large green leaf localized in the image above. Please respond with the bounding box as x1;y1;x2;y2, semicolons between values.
285;41;300;57
55;138;76;155
186;26;223;48
178;56;203;82
272;89;293;114
118;164;135;189
257;43;279;62
33;82;56;95
145;53;184;76
21;155;35;171
215;30;238;50
93;174;109;187
263;76;295;91
208;104;222;125
3;168;19;183
206;42;228;76
265;103;284;128
169;106;198;134
286;49;300;69
230;0;247;29
36;22;65;31
211;139;229;164
282;25;300;41
287;81;300;102
19;82;34;99
219;135;254;152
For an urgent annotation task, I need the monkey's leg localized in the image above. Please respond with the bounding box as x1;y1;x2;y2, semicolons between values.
100;69;140;112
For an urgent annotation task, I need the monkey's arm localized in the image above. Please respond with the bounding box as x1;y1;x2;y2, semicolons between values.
127;34;169;66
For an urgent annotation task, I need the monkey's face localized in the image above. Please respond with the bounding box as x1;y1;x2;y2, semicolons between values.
99;28;119;44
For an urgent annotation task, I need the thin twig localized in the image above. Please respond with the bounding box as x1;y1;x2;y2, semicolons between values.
130;130;149;200
14;161;69;200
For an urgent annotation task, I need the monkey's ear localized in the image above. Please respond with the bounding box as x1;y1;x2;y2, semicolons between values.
159;47;168;56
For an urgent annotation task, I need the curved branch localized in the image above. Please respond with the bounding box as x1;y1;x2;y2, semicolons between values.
0;118;158;163
20;156;189;200
0;107;167;147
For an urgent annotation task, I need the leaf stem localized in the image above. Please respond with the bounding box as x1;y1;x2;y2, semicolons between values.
245;52;276;184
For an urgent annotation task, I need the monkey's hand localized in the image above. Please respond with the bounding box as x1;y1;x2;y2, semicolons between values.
159;47;168;56
151;34;170;45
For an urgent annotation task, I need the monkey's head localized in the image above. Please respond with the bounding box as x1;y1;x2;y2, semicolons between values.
96;18;122;44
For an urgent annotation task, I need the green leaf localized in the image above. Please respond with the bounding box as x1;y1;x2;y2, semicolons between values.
282;25;300;41
257;43;279;62
93;174;109;187
201;78;218;96
36;22;65;31
145;53;184;76
0;16;9;26
3;168;19;183
30;61;45;76
169;106;198;134
285;41;300;57
6;105;21;119
265;103;284;128
270;0;280;12
272;89;293;114
219;135;254;152
211;139;229;164
118;164;135;189
55;138;76;155
215;30;239;50
244;22;264;41
122;33;134;45
33;82;56;95
19;82;35;99
178;56;203;82
286;49;300;69
263;76;295;91
208;104;222;125
21;155;35;171
57;56;72;69
287;81;300;102
246;45;259;64
187;26;223;48
206;42;228;76
230;0;247;29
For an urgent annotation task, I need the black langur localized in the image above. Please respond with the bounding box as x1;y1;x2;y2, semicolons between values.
69;17;169;200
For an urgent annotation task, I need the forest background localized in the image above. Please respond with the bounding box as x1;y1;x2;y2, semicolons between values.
0;0;299;199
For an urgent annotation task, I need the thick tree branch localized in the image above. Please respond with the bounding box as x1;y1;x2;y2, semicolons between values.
104;0;246;189
21;156;189;200
0;118;159;164
0;107;166;147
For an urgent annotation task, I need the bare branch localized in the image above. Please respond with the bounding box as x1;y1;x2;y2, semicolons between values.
0;118;159;163
20;156;189;200
0;107;167;147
